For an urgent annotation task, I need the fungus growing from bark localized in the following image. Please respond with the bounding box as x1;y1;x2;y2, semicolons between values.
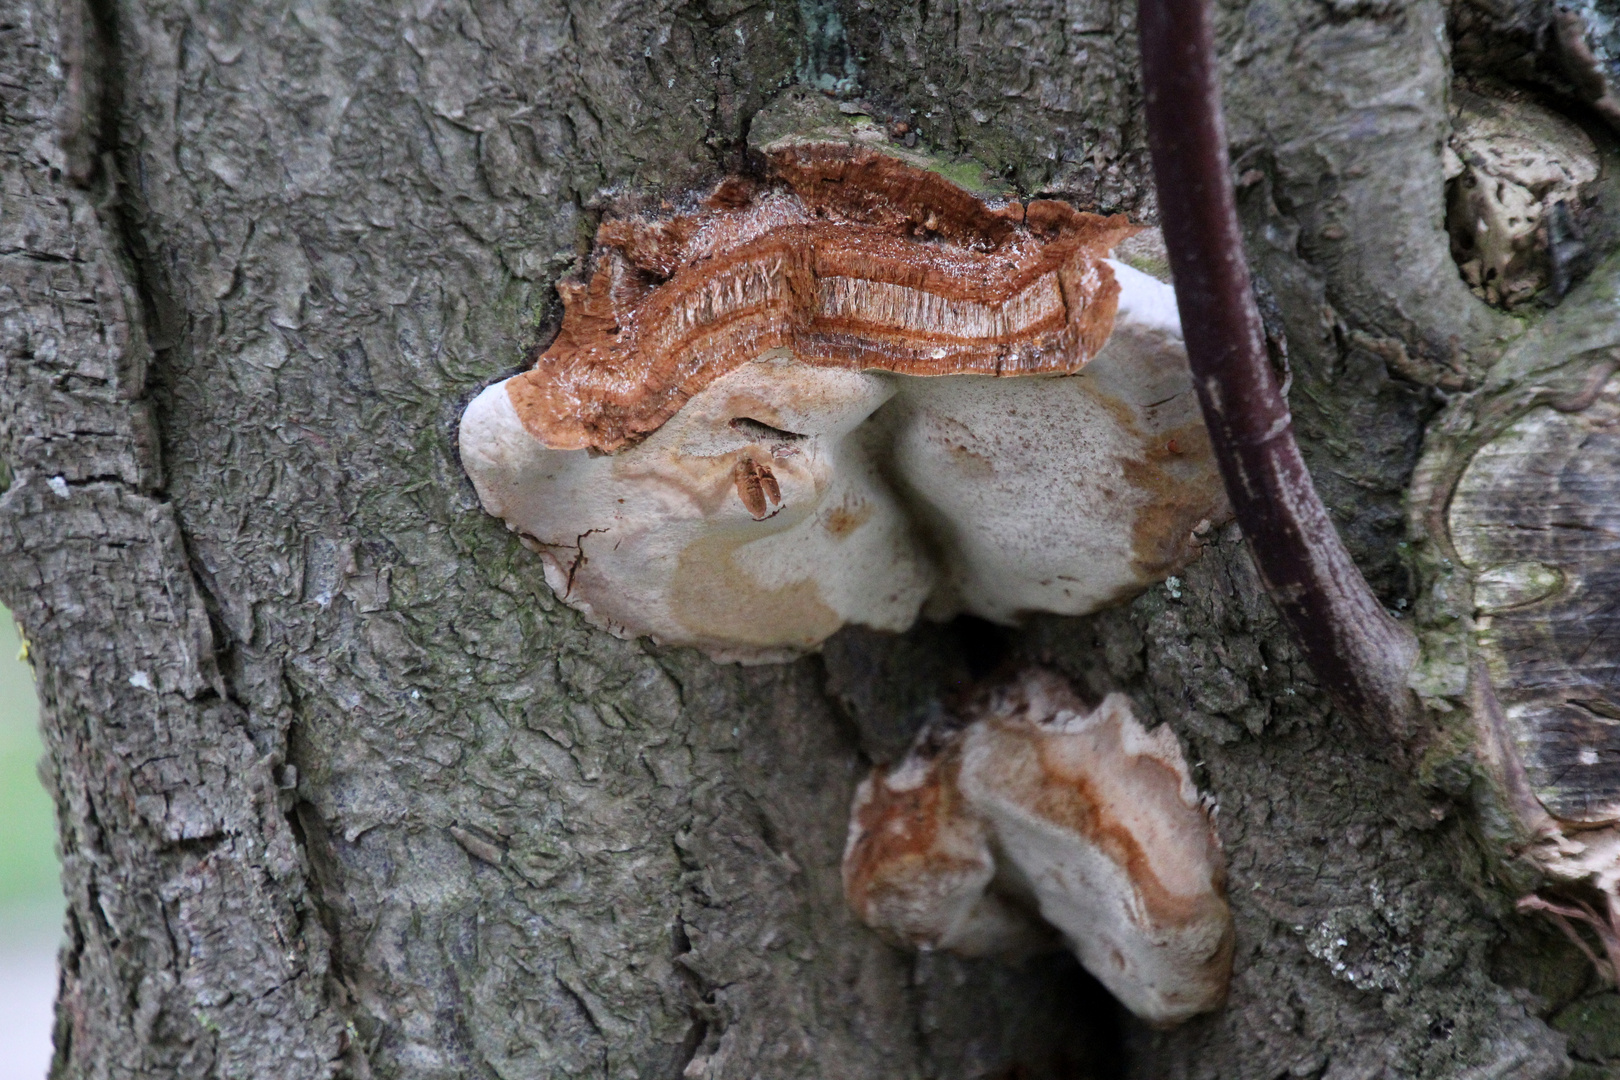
843;669;1233;1025
460;144;1226;660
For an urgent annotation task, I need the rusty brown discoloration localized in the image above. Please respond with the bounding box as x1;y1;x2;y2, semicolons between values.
821;499;873;539
506;143;1134;452
839;730;1053;957
1011;719;1224;930
963;672;1233;1015
1122;417;1224;580
770;142;1033;247
843;742;978;927
1081;375;1228;581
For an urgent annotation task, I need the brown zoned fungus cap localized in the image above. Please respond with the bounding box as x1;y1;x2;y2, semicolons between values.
507;144;1135;453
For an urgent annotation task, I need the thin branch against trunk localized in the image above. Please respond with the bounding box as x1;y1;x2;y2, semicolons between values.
1136;0;1422;738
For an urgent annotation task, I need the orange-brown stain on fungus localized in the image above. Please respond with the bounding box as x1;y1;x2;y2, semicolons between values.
844;749;978;917
1121;419;1222;580
1077;372;1224;583
821;499;874;539
996;712;1227;931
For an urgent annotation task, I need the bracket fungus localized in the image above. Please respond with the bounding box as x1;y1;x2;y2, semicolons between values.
842;669;1233;1025
460;143;1226;660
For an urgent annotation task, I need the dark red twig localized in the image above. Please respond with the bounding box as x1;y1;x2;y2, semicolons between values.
1137;0;1420;735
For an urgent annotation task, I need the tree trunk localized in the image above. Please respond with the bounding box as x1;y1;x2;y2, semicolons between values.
0;0;1605;1076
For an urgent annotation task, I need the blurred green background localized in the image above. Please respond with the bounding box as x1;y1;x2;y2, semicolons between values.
0;603;59;1078
0;605;58;923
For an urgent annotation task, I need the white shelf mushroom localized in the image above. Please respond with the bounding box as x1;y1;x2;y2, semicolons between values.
459;143;1227;662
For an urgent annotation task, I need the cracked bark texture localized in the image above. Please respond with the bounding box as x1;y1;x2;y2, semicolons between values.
0;0;1595;1077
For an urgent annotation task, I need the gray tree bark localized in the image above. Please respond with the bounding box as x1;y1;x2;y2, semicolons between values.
0;0;1605;1077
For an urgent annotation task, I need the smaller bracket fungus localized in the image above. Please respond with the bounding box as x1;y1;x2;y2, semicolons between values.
842;669;1233;1026
460;143;1227;660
